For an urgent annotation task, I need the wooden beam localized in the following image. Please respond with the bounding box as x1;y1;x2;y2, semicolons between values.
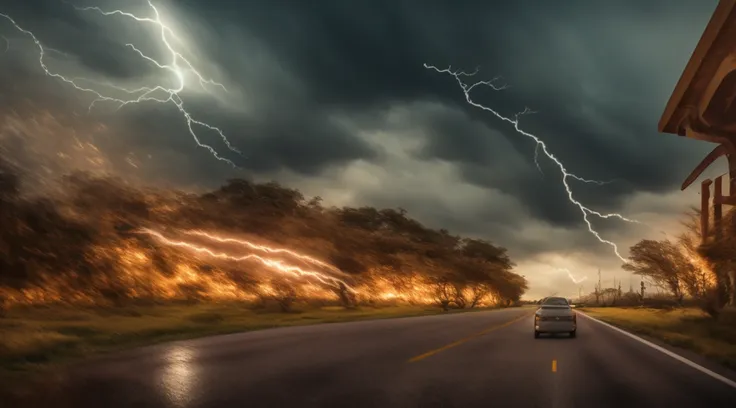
681;144;728;190
715;176;723;239
702;179;713;243
714;194;736;205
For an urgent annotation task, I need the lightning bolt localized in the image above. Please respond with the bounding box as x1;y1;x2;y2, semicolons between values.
0;1;241;166
138;228;355;292
1;35;8;53
556;268;588;284
182;229;347;277
425;64;637;262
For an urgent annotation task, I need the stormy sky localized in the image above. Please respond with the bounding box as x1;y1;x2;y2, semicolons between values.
0;0;723;298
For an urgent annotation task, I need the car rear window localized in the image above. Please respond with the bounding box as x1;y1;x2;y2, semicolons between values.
542;297;568;306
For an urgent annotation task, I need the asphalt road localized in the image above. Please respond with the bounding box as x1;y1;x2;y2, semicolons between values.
9;307;736;407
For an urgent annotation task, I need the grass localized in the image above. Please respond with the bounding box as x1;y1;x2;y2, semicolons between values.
580;307;736;369
0;302;496;376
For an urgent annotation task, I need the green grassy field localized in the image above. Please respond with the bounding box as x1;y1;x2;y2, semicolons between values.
0;302;498;376
581;307;736;369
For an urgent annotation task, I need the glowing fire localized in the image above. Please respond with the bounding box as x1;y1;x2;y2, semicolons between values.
0;227;503;308
681;246;719;288
0;224;452;307
0;106;522;310
0;218;511;308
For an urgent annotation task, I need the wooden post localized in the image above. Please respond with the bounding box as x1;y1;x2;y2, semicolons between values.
714;176;723;239
728;152;736;196
702;179;712;244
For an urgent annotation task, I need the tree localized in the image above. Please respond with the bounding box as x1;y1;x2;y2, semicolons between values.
452;283;467;309
692;206;736;310
271;280;299;312
0;168;529;310
430;276;455;311
623;230;725;315
459;239;513;269
623;239;691;304
468;283;492;308
678;208;731;316
333;281;356;308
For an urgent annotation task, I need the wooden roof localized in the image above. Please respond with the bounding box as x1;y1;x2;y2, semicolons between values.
659;0;736;136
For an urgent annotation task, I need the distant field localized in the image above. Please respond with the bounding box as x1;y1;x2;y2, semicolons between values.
581;307;736;369
0;302;501;376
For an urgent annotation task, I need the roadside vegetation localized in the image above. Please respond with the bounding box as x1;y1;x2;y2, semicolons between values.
0;157;527;312
0;153;527;373
572;207;736;369
581;307;736;369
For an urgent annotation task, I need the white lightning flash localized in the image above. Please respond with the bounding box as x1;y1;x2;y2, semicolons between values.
556;268;588;284
425;64;636;262
0;1;241;166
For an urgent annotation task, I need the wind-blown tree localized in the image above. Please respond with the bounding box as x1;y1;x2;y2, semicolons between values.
467;282;493;308
429;275;456;311
622;239;691;304
459;238;514;270
0;157;529;309
677;231;713;301
454;238;525;305
692;206;736;310
623;233;728;317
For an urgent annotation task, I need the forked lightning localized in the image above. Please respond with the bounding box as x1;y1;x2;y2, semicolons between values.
425;64;637;262
0;1;241;166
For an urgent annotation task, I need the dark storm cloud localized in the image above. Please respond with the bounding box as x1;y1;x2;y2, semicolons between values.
1;0;379;181
0;0;722;265
118;99;376;180
180;0;718;228
0;0;151;79
393;102;584;225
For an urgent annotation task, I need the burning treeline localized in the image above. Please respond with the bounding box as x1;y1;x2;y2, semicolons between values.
0;159;528;312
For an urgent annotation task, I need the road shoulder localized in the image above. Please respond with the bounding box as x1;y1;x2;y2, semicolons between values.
578;310;736;386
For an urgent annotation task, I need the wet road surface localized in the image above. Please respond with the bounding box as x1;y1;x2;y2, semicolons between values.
7;307;736;407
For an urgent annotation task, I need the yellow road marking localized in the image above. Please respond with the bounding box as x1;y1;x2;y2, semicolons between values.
408;312;531;363
552;359;557;372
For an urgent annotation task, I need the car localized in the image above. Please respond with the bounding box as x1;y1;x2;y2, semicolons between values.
534;296;576;338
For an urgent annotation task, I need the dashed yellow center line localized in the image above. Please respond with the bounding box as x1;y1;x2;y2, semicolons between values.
552;359;557;372
408;312;531;363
